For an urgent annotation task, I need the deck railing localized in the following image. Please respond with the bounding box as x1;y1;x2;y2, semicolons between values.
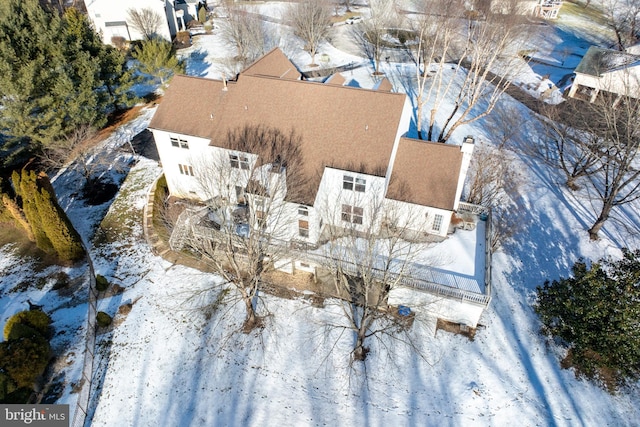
180;204;493;308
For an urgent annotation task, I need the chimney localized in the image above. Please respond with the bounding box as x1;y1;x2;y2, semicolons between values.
222;77;228;91
453;135;476;211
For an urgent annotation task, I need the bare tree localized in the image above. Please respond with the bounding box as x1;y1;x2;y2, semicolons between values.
40;125;97;177
533;102;604;190
188;125;310;332
483;103;526;149
127;7;163;40
408;1;531;142
314;181;437;362
220;5;270;68
407;0;463;140
602;0;640;51
464;143;522;250
583;94;640;239
287;0;332;65
352;0;398;75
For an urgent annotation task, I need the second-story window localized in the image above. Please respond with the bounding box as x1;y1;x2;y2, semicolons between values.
229;153;250;170
171;137;189;149
343;175;353;190
343;174;365;192
298;206;309;216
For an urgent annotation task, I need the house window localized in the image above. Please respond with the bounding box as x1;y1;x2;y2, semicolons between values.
343;175;353;190
298;206;309;216
298;219;309;237
432;214;443;232
341;204;363;225
342;175;365;192
178;164;194;176
170;137;189;148
230;153;249;170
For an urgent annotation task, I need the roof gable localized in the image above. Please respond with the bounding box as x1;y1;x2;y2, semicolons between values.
241;48;302;80
387;138;463;210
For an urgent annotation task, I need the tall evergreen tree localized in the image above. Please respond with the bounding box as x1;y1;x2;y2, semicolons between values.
11;170;84;263
0;0;135;152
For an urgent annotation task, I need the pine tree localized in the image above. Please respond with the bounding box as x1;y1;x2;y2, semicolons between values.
0;0;68;145
535;250;640;389
132;39;185;86
0;0;135;152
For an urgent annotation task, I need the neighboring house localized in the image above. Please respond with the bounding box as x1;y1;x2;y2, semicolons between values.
534;0;562;19
148;48;491;327
83;0;180;45
568;46;640;103
175;0;202;24
486;0;561;18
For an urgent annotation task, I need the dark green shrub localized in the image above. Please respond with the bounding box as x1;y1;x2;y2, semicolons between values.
0;336;50;389
0;372;17;401
95;275;109;292
96;312;112;328
3;310;51;341
4;323;39;341
536;249;640;390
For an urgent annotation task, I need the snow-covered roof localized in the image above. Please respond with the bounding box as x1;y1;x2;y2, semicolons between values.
574;46;640;76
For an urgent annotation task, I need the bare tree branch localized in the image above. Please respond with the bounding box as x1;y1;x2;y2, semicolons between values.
127;7;163;41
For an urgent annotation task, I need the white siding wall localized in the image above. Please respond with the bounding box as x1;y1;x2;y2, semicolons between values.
384;199;452;238
570;66;640;101
314;168;387;233
151;129;211;199
84;0;174;45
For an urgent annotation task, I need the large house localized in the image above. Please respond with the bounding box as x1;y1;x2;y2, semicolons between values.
568;46;640;104
83;0;183;45
148;48;491;327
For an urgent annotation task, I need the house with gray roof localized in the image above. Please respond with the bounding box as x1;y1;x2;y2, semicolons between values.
568;46;640;103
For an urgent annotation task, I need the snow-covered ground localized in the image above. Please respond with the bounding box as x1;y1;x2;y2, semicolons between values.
1;2;640;426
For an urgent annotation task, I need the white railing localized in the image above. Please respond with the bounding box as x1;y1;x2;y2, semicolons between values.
457;201;489;216
178;205;492;308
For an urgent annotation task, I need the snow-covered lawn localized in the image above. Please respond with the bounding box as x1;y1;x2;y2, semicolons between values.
1;2;639;426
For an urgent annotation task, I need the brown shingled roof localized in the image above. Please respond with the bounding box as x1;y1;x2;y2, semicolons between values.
373;77;393;92
149;71;408;205
325;74;346;86
241;47;302;80
387;138;462;210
